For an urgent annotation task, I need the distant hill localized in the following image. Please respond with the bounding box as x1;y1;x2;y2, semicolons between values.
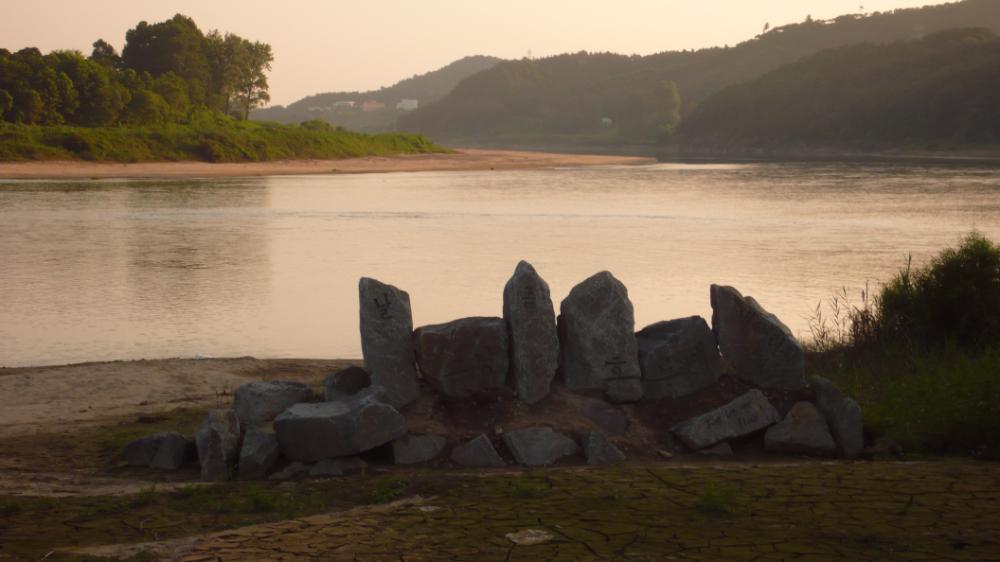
398;0;1000;144
679;29;1000;150
253;55;501;132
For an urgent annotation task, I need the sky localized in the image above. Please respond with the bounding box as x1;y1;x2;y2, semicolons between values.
3;0;939;106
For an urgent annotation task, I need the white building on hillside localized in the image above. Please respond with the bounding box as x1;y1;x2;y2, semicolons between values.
396;99;419;112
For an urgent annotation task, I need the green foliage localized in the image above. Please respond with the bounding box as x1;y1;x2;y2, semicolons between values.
697;481;740;515
369;477;408;504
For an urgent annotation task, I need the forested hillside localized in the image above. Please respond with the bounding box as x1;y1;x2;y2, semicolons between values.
253;56;501;132
398;0;1000;144
679;29;1000;149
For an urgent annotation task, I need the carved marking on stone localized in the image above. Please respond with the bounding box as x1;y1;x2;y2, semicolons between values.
373;292;393;320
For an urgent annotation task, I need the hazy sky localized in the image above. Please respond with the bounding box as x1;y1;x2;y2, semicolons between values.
4;0;937;106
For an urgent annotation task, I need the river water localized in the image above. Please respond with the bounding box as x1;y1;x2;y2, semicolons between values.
1;161;998;367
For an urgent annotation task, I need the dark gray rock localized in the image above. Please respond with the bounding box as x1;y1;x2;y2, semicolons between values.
604;377;644;403
238;429;280;480
710;285;805;390
811;376;864;459
584;431;626;465
273;390;407;462
503;261;559;404
580;398;629;435
698;442;734;457
558;271;641;394
414;317;508;400
637;316;721;399
671;389;781;450
765;402;837;456
359;277;421;408
195;409;242;481
150;433;194;471
450;434;505;467
233;380;313;429
309;457;367;477
392;434;447;465
324;366;371;401
502;427;579;467
123;433;172;467
268;461;311;480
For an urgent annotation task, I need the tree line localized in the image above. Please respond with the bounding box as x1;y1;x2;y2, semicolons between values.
0;14;272;126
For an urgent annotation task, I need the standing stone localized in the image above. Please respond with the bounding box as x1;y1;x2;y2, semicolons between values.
558;271;642;396
359;277;420;408
579;398;629;436
238;429;280;480
233;381;313;429
195;409;242;482
811;376;864;459
671;389;781;450
584;431;626;465
502;427;579;467
392;434;448;465
450;434;505;467
150;434;195;471
414;317;509;400
637;316;721;399
710;285;805;390
324;366;372;401
764;402;837;456
274;390;407;462
503;261;559;404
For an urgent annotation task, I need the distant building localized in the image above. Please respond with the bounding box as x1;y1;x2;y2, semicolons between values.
600;117;614;127
396;99;419;112
332;101;356;108
361;100;386;112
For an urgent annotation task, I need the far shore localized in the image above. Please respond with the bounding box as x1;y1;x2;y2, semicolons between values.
0;149;655;180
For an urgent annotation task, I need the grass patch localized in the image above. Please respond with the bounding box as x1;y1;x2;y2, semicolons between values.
369;476;409;504
697;481;741;515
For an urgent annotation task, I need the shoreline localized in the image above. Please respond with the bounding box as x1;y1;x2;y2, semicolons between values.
0;149;654;180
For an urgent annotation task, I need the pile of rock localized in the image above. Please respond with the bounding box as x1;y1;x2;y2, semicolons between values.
123;261;864;480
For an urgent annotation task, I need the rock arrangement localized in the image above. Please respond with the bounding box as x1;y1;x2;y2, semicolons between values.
124;261;865;480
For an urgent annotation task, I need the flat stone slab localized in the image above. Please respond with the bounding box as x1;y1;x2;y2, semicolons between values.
392;434;447;465
711;285;805;390
414;317;508;400
811;376;864;459
359;277;421;408
502;427;579;467
233;380;313;428
196;409;242;481
324;366;372;401
584;431;626;465
765;401;837;456
239;429;280;480
503;260;559;404
558;271;641;393
637;316;720;399
671;389;781;450
450;434;505;467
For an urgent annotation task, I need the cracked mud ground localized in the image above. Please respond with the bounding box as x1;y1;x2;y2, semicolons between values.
3;461;998;561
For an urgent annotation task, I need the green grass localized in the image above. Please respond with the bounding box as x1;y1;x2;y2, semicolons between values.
697;481;741;516
0;118;448;163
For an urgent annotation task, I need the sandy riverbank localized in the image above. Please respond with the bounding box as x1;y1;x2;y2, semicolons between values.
0;149;654;180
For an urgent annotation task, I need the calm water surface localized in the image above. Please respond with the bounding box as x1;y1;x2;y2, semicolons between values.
2;162;999;367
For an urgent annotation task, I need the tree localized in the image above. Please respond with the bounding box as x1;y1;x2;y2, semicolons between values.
121;14;212;106
0;90;13;120
90;39;121;68
233;41;273;120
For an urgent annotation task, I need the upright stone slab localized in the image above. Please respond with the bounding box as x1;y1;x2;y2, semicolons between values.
710;285;805;390
324;366;372;401
238;429;280;480
274;389;407;462
196;409;242;482
764;401;837;456
450;434;505;467
637;316;721;399
502;427;579;467
584;431;626;465
233;380;313;428
671;389;781;450
359;277;420;408
503;261;559;404
811;376;864;459
558;271;641;394
414;317;509;400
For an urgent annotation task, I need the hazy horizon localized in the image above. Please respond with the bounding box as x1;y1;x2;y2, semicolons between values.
4;0;939;106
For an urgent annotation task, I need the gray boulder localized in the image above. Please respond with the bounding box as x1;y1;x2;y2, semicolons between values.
238;429;280;480
558;271;641;394
710;285;805;390
637;316;721;399
811;376;864;459
273;390;407;462
765;402;837;456
150;433;194;471
605;377;644;403
123;433;173;467
671;389;781;450
392;434;447;465
698;442;734;457
579;399;629;436
195;409;242;481
584;431;626;465
503;261;559;404
359;277;421;408
309;457;367;477
233;380;313;429
502;427;579;467
450;434;505;467
324;366;372;401
414;317;509;400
